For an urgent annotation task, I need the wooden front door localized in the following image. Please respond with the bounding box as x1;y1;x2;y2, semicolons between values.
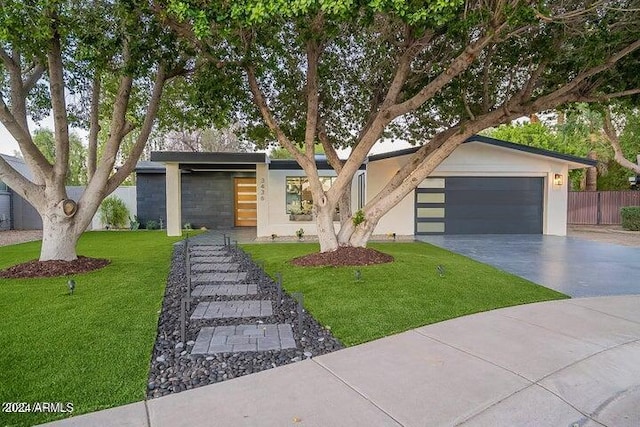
234;177;257;227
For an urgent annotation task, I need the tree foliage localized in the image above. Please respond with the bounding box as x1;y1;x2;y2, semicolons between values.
487;103;640;190
152;124;253;153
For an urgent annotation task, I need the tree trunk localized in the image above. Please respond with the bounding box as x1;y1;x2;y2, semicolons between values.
315;204;339;252
586;151;597;191
348;216;380;247
40;212;81;261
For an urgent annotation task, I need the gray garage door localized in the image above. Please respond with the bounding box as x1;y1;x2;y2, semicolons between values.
415;177;544;234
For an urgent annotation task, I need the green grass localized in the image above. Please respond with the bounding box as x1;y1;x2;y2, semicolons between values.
243;242;568;347
0;231;184;427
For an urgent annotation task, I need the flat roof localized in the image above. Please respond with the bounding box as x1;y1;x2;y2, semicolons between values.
135;161;166;173
269;159;366;171
367;135;598;167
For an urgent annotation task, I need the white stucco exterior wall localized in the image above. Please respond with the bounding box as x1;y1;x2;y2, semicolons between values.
368;141;573;236
257;168;361;238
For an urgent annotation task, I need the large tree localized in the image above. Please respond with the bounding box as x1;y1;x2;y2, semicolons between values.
0;0;187;260
157;0;640;252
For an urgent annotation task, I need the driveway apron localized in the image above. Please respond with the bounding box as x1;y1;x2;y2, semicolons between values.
417;235;640;297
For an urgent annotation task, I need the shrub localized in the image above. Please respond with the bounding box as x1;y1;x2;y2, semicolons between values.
99;196;130;229
352;209;365;226
621;206;640;231
146;220;160;230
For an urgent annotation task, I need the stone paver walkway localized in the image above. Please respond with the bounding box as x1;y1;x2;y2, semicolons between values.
183;234;293;358
191;324;296;354
190;263;240;272
192;284;258;297
191;272;248;283
190;300;273;319
190;250;228;256
190;259;232;267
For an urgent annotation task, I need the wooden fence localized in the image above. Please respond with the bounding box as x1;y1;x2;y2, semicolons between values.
568;191;640;225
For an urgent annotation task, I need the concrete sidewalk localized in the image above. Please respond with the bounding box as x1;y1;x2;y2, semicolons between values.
45;295;640;427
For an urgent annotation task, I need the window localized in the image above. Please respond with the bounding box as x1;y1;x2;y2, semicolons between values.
286;176;337;214
357;173;365;209
0;180;7;192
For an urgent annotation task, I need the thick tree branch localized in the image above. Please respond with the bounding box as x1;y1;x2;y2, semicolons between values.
0;47;19;72
106;67;169;194
386;29;502;118
47;14;71;184
549;39;640;101
331;28;501;204
245;65;313;171
303;27;322;161
87;74;101;182
603;107;640;174
22;63;46;94
0;155;43;210
0;93;52;179
358;29;435;143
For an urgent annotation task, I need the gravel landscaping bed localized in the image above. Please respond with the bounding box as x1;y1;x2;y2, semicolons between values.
147;242;344;398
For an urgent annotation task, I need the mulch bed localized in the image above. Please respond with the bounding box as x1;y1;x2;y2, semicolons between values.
291;246;394;267
0;256;110;278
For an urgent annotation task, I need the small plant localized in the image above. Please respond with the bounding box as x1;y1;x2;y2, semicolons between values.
296;228;305;239
184;223;193;230
129;216;140;230
621;206;640;231
352;209;365;226
99;196;130;229
271;233;278;240
146;220;159;230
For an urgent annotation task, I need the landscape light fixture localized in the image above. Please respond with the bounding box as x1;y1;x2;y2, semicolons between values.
553;173;563;186
67;279;76;295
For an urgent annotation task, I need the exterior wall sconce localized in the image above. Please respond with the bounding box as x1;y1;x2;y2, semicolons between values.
553;173;563;186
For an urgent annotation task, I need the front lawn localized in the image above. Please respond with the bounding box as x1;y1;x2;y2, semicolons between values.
0;231;183;427
243;242;568;346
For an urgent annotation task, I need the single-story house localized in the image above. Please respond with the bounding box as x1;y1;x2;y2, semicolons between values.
140;135;596;238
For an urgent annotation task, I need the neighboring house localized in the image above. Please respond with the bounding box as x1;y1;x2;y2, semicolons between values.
0;154;42;230
142;135;596;238
0;153;136;231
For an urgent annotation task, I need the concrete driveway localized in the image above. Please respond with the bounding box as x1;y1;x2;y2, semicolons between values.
417;234;640;297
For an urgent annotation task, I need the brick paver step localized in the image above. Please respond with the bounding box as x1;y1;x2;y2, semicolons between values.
190;300;273;319
192;284;258;297
191;272;247;283
190;263;240;272
191;324;296;354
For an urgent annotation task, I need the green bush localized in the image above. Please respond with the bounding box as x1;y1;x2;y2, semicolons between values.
146;220;160;230
99;196;130;229
621;206;640;231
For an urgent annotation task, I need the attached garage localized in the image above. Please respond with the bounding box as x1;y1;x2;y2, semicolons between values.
368;135;596;237
415;177;544;235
